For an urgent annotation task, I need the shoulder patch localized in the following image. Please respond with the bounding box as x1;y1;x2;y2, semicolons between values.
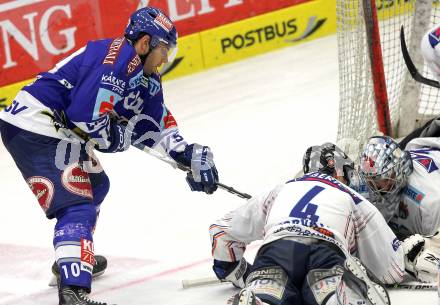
410;150;438;173
103;37;125;65
127;55;142;75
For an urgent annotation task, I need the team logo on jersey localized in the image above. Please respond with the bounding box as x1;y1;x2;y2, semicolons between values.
61;163;93;199
101;72;126;95
127;55;141;75
429;27;440;48
162;109;177;129
93;88;122;120
128;71;147;89
27;176;54;212
410;151;438;173
148;77;161;96
103;37;125;65
403;185;425;205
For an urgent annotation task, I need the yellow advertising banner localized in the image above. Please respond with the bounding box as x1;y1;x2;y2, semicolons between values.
200;0;336;68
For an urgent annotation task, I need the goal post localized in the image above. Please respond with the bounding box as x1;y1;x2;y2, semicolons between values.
336;0;440;159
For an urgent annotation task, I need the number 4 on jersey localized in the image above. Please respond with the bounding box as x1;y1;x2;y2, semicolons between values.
289;185;324;223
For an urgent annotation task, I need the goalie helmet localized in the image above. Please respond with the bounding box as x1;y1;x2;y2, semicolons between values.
125;7;178;54
359;136;413;221
303;142;357;186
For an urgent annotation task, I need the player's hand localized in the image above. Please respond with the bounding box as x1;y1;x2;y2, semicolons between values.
402;234;437;282
176;143;219;194
212;258;250;289
96;118;129;153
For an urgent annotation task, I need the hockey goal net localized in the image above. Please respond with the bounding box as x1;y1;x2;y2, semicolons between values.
336;0;440;159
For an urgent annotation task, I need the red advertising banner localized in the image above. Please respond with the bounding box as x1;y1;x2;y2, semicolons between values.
147;0;310;37
0;0;310;87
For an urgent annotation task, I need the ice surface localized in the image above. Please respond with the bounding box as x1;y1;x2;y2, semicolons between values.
0;35;435;305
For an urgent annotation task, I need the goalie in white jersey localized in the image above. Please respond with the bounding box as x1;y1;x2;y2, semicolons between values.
210;143;404;305
358;123;440;283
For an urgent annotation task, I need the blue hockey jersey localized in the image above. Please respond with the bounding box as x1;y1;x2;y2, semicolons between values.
0;37;185;154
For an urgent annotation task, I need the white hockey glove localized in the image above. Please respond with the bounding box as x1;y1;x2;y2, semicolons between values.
402;234;438;282
213;258;250;289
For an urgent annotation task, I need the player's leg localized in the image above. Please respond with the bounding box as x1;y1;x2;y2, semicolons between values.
302;243;390;305
51;153;110;282
229;239;310;305
0;122;111;305
302;242;345;305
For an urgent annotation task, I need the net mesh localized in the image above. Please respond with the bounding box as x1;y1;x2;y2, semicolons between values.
336;0;440;159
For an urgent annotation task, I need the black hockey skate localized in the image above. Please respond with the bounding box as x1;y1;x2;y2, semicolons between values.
50;255;108;287
59;286;112;305
337;256;391;305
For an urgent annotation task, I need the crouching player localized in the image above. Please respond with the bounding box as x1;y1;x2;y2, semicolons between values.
209;143;404;305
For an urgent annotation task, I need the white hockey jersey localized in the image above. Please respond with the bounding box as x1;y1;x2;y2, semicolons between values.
388;137;440;237
210;172;404;284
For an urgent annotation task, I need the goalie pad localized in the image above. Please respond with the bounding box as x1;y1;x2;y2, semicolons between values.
336;257;390;305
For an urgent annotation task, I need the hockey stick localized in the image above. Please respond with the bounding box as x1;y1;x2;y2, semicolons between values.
385;281;436;291
182;276;437;291
400;26;440;88
133;141;252;199
43;112;252;200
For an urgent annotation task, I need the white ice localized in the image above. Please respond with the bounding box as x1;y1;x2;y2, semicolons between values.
0;35;435;305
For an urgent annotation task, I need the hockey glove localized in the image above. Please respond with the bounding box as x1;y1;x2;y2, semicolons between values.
174;143;219;194
213;258;251;289
402;234;438;282
95;118;130;153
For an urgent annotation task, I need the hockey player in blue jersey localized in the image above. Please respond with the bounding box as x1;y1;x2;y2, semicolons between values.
210;143;403;305
0;7;218;305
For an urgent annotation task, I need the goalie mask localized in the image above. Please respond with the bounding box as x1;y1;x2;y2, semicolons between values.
303;142;357;186
359;136;413;221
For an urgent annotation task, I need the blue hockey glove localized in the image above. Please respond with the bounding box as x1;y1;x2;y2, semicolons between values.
213;258;251;289
95;118;129;153
174;143;219;194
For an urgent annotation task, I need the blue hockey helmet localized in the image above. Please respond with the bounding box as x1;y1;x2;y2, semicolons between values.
125;7;178;53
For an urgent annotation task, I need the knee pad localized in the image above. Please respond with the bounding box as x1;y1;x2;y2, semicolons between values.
54;203;97;291
245;266;289;305
306;265;344;305
90;171;110;207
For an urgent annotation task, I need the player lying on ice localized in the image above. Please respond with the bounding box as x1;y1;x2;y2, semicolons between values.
0;6;218;305
209;143;404;305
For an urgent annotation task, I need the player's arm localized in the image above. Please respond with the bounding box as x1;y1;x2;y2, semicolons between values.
66;61;131;153
209;190;273;288
399;117;440;149
355;201;405;284
131;82;218;194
